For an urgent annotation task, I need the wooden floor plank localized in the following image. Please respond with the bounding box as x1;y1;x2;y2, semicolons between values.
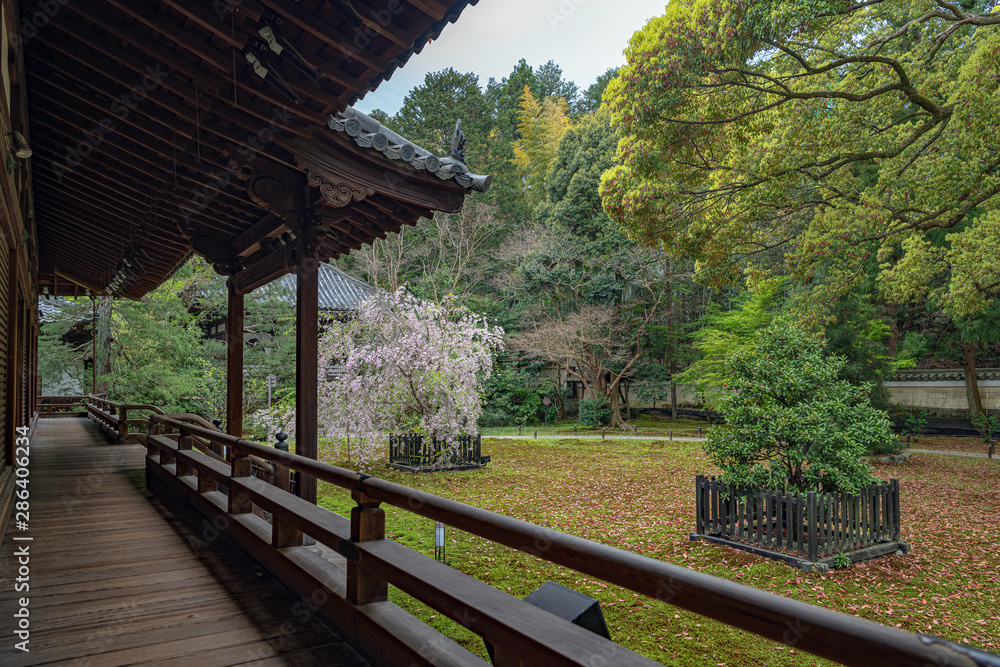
0;418;369;666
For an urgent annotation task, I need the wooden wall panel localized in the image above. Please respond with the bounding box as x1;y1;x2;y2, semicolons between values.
3;244;15;470
0;236;8;470
18;293;27;428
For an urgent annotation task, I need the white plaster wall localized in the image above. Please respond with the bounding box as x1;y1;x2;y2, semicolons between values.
884;381;1000;413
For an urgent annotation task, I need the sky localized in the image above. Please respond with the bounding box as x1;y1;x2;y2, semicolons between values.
354;0;668;116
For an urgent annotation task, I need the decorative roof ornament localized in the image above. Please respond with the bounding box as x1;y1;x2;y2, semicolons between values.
327;107;490;192
450;119;466;163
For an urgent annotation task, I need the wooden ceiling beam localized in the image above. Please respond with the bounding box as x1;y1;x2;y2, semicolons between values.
30;136;262;223
33;34;324;152
229;62;344;127
31;110;251;211
156;0;357;108
28;90;233;175
66;0;223;92
32;157;147;209
34;174;155;227
34;226;153;279
34;198;187;254
50;267;104;296
345;205;401;235
102;0;235;73
318;236;354;258
255;0;388;73
27;75;194;155
232;212;290;259
406;0;449;21
27;52;197;140
31;172;234;245
32;193;190;254
224;0;266;22
159;0;256;45
341;0;417;49
44;15;315;138
29;122;243;219
328;220;375;247
36;247;111;288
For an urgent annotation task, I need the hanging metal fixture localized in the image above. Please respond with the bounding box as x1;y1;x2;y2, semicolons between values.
10;131;31;159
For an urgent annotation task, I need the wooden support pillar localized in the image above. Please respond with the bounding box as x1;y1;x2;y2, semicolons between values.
346;489;388;605
295;243;319;505
6;249;20;463
91;297;97;395
226;285;244;437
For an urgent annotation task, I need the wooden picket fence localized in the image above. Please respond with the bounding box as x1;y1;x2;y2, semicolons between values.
694;475;902;565
389;433;483;471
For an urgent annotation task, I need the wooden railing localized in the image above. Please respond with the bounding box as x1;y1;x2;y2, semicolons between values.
38;395;89;417
84;397;229;459
693;476;906;571
139;413;992;667
389;433;484;471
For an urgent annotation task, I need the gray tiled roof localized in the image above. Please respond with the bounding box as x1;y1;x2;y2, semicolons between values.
887;368;1000;382
37;297;93;324
263;263;378;313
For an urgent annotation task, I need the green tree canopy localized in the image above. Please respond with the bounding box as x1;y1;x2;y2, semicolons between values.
385;68;492;167
575;67;619;115
534;59;578;105
513;87;571;210
677;278;786;408
705;319;893;494
601;0;1000;318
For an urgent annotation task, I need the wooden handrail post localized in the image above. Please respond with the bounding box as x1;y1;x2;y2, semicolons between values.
176;434;193;478
271;463;304;548
157;421;175;466
198;463;219;493
146;420;160;459
118;406;128;442
347;488;388;605
271;435;303;548
229;453;253;514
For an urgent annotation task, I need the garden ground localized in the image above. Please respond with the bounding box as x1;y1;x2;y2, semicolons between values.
315;436;1000;666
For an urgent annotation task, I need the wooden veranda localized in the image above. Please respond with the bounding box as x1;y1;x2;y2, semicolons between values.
0;417;368;666
2;401;995;666
1;0;1000;665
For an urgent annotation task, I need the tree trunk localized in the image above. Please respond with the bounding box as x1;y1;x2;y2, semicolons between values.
621;382;631;421
97;297;114;395
669;358;678;420
665;271;678;420
608;385;624;427
961;342;983;419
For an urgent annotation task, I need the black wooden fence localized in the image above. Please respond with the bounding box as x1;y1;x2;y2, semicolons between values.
694;475;902;563
389;434;483;470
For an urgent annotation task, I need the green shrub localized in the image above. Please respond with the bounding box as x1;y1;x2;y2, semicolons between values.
480;365;545;427
704;319;891;495
578;397;612;427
